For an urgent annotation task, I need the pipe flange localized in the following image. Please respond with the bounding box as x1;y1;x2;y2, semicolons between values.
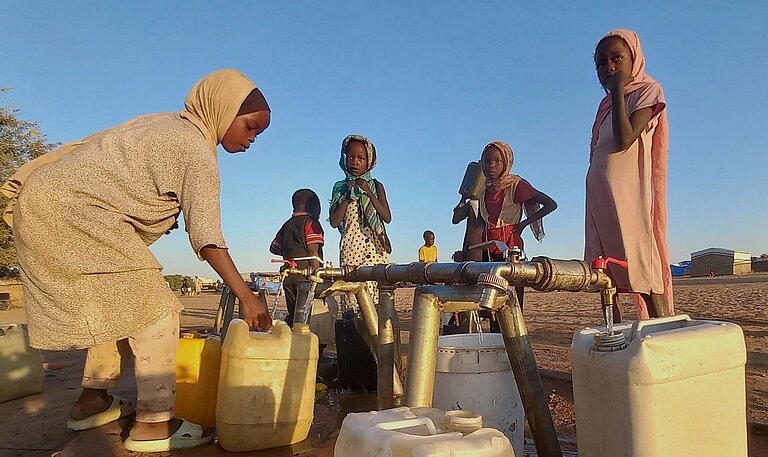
477;273;509;291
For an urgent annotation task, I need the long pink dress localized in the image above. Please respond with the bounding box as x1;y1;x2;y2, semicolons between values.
584;83;668;317
584;29;674;320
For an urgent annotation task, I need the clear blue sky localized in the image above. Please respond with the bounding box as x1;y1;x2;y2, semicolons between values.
2;1;766;277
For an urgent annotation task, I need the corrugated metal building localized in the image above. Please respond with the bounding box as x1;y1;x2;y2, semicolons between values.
753;258;768;273
690;248;752;277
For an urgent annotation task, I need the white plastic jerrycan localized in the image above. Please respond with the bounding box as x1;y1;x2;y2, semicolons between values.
335;406;515;457
572;314;747;457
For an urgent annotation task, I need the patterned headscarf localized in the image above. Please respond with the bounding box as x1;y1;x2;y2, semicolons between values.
482;141;520;193
590;29;673;315
482;141;545;242
330;135;391;253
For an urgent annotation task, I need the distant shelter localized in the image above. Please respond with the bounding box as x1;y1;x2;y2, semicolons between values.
690;248;751;277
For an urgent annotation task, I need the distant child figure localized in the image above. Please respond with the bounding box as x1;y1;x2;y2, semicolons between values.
330;135;391;303
479;141;557;308
270;189;324;327
418;230;438;262
180;277;189;296
585;29;673;321
193;276;202;296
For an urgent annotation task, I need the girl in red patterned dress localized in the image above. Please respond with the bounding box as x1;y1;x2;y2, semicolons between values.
479;141;557;309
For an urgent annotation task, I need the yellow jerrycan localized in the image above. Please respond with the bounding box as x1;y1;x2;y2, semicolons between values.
216;319;318;452
174;332;221;429
0;323;44;403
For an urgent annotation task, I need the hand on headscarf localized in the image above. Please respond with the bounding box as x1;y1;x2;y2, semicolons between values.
354;178;373;195
345;181;358;199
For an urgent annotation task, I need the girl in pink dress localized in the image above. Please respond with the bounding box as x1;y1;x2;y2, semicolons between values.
584;29;674;321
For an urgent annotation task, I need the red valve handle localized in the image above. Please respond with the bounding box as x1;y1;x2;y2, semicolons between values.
271;259;298;269
591;256;628;269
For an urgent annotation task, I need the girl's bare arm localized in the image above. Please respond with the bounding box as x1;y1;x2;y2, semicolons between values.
609;76;655;151
372;180;392;223
516;190;557;234
329;200;350;228
200;245;272;329
357;179;392;223
452;200;471;224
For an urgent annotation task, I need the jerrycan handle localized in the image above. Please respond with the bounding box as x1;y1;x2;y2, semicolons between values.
0;323;21;337
376;417;438;435
227;319;290;345
225;318;250;344
630;314;690;340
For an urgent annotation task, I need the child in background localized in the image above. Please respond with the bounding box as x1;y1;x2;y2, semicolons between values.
329;135;391;303
479;140;557;309
418;230;438;262
270;189;324;327
585;29;673;321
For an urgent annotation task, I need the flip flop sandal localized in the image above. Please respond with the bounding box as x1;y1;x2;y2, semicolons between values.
67;395;135;431
123;419;213;452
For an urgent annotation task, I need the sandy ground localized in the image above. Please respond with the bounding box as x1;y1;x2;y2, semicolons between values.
0;274;766;456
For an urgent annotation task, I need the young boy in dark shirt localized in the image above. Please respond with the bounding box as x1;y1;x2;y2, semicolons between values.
269;189;324;327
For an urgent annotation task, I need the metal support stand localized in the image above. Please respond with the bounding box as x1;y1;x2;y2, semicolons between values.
496;296;562;457
404;284;562;457
213;286;266;341
213;286;236;340
317;280;404;400
377;286;399;409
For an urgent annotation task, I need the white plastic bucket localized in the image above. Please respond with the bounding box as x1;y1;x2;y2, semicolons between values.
432;333;523;456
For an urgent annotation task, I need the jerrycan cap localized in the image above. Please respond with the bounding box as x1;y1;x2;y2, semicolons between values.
593;331;628;352
446;410;483;434
180;332;200;339
292;323;311;335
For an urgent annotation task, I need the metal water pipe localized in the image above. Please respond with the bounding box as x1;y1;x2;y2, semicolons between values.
283;255;625;457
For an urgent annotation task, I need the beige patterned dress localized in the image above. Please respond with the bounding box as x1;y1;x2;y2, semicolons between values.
13;113;227;350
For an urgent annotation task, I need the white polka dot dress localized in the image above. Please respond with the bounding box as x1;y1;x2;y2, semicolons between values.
340;200;389;304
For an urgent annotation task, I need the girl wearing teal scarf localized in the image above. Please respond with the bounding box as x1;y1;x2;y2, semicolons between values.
330;134;392;256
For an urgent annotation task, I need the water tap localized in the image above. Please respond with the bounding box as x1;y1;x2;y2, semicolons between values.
508;245;523;263
477;270;510;310
590;256;629;350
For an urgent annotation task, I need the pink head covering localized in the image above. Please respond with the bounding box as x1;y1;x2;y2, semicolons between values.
590;29;658;153
589;29;674;317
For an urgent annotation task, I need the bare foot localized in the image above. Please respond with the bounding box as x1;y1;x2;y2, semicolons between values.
129;418;183;441
69;388;112;420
